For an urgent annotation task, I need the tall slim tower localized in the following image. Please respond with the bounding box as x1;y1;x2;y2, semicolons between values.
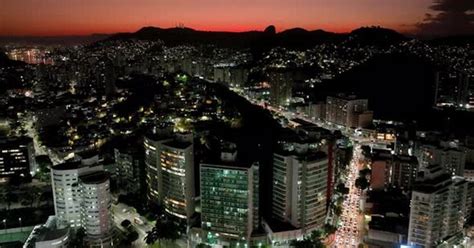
79;171;114;246
160;135;194;220
273;143;328;233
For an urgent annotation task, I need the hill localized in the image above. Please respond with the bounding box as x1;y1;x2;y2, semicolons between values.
106;26;406;48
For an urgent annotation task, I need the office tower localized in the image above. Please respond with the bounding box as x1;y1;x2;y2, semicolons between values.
144;126;173;204
407;164;469;247
160;135;195;220
200;147;260;245
272;142;328;234
79;171;114;246
0;136;35;180
325;94;373;128
144;126;195;220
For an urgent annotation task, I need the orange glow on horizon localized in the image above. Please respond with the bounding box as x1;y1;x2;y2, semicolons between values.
0;0;432;37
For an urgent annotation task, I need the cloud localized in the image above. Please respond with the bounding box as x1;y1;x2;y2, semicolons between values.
415;0;474;36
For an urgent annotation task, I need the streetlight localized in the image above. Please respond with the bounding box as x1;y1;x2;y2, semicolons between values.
3;219;6;234
19;218;22;232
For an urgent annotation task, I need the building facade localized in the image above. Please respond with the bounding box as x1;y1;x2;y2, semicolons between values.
0;136;35;179
160;138;195;220
272;148;328;233
79;171;114;247
407;165;469;247
200;151;260;245
326;94;372;128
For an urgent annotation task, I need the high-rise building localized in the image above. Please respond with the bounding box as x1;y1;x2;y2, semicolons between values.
51;161;103;228
144;127;173;204
434;71;471;107
144;127;195;221
267;69;294;106
200;148;260;245
51;161;115;247
160;136;195;220
79;171;114;247
0;136;35;180
272;143;328;234
326;94;373;128
407;164;470;247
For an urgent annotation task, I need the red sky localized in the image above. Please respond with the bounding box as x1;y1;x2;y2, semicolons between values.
0;0;434;36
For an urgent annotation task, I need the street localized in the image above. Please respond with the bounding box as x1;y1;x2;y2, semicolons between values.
334;145;364;248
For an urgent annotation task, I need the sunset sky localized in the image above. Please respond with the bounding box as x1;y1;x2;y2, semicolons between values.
0;0;472;36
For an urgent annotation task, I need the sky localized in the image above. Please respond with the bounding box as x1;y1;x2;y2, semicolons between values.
0;0;473;36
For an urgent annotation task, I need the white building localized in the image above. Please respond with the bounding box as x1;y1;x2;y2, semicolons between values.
79;171;114;247
51;161;103;228
51;161;114;247
272;143;328;234
24;216;70;248
407;164;469;247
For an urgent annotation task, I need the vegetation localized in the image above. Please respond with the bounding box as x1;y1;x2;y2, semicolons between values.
121;219;132;228
355;177;369;190
290;230;325;248
144;217;180;245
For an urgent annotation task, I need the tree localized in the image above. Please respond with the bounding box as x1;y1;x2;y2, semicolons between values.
121;219;132;228
144;218;180;245
355;177;369;190
290;230;325;248
5;191;18;210
21;190;34;207
334;205;343;216
359;168;371;178
30;186;43;207
324;224;337;235
127;231;139;242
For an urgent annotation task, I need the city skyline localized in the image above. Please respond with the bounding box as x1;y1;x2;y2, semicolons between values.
1;0;473;37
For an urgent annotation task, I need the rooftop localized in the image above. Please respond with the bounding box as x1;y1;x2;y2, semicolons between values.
79;171;109;184
52;160;82;171
162;139;192;150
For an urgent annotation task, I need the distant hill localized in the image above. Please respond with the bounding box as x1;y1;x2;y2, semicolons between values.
346;26;408;46
106;26;406;48
314;53;436;120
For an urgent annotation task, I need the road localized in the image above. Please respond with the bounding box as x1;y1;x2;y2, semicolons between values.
334;145;364;248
